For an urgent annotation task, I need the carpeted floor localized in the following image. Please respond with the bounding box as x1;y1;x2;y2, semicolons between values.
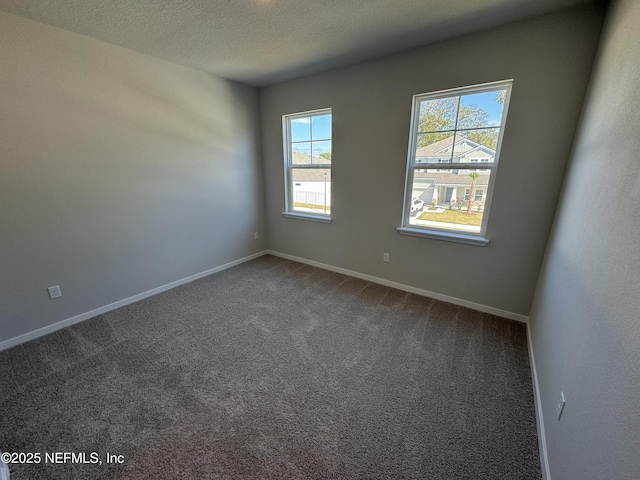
0;255;541;479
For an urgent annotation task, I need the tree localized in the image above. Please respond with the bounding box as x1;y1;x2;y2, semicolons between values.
417;97;498;150
319;152;332;162
468;129;498;150
467;172;479;214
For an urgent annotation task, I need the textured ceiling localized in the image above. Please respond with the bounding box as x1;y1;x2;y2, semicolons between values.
0;0;595;86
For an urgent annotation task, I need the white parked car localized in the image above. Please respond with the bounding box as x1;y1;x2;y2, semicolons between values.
410;197;424;216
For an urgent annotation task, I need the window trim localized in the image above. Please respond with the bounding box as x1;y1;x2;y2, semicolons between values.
397;227;490;246
399;80;513;245
282;108;333;222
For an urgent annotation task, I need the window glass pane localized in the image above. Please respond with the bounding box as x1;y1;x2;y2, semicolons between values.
415;133;455;165
418;97;459;132
458;90;506;129
291;117;311;142
292;168;331;215
452;128;500;157
292;142;311;164
312;140;331;164
408;169;492;233
312;114;332;141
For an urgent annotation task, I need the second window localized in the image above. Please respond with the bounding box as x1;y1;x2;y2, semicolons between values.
283;109;332;218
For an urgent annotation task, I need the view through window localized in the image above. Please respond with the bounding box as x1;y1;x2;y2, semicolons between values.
283;109;332;218
401;80;512;239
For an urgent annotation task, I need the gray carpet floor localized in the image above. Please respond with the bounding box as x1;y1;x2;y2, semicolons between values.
0;255;541;479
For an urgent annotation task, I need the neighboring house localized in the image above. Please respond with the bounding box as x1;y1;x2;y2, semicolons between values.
414;135;493;207
291;150;331;210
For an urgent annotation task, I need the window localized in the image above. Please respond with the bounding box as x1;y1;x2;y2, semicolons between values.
437;159;452;173
398;80;512;245
464;188;485;202
282;109;332;222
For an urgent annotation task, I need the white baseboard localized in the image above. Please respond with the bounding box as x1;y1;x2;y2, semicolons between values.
266;250;529;323
527;322;551;480
0;250;268;352
1;247;529;353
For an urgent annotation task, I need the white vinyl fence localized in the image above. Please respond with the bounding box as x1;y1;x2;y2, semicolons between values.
294;191;330;206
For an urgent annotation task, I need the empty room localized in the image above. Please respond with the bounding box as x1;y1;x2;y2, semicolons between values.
1;0;638;479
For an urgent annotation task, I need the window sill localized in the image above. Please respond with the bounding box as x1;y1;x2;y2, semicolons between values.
396;227;489;246
282;212;332;224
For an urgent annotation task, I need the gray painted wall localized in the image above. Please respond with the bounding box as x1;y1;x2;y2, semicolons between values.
260;6;604;316
0;12;266;344
529;0;640;478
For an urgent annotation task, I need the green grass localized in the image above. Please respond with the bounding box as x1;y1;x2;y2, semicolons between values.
294;202;330;211
417;209;482;226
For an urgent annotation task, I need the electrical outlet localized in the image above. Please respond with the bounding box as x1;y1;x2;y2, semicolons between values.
383;252;390;263
253;232;259;240
47;285;62;300
556;391;566;421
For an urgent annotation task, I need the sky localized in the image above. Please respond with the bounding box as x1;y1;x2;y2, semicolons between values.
460;90;505;126
291;114;332;158
291;114;331;143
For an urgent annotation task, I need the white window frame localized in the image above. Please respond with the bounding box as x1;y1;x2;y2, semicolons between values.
282;108;332;223
398;80;512;246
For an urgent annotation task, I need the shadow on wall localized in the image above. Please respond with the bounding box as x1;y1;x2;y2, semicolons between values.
529;220;640;479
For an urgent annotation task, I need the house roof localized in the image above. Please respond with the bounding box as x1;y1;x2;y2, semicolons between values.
415;135;457;157
415;134;498;167
292;151;312;164
458;144;495;158
415;134;487;157
292;169;331;181
292;151;331;166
